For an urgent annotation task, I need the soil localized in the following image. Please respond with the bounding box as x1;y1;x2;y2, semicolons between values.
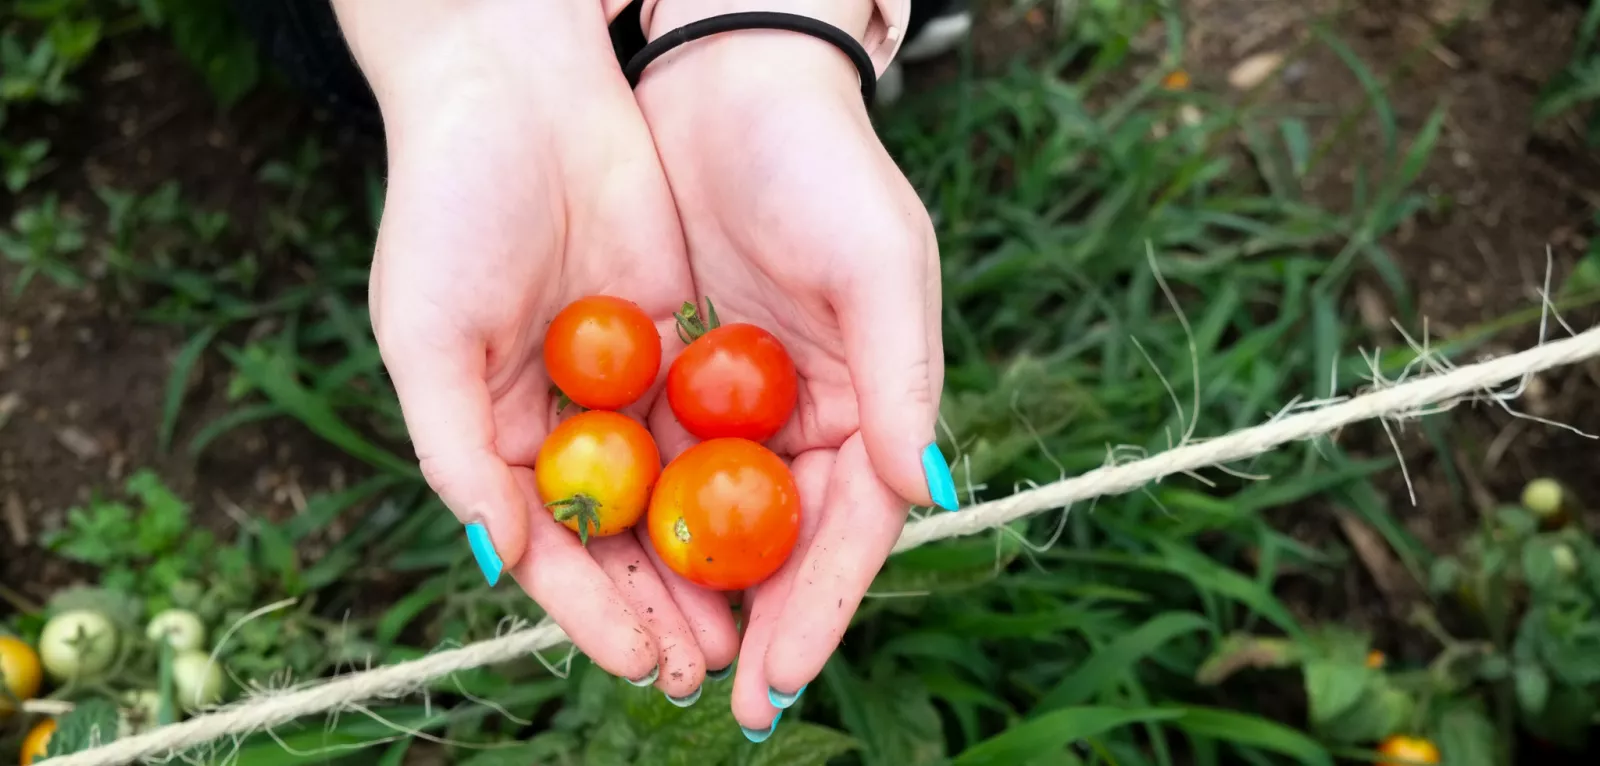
3;0;1600;751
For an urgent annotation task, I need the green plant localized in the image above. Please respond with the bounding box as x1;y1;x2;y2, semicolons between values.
0;194;87;294
1535;0;1600;144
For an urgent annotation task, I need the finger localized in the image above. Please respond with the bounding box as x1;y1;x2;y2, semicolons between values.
508;469;658;683
378;311;528;585
832;232;955;511
763;434;907;698
638;525;742;673
728;449;833;738
590;533;708;702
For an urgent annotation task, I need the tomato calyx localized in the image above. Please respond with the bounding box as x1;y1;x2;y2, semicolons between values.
673;517;691;543
548;385;583;416
547;494;603;546
673;297;723;345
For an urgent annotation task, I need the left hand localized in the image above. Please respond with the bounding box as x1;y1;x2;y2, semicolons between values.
634;21;958;738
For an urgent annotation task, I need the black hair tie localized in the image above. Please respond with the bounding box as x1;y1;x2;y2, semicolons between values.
623;11;877;106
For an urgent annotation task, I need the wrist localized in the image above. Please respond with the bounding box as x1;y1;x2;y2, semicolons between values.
329;0;616;121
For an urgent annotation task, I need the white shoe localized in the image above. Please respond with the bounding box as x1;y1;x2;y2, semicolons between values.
875;3;973;107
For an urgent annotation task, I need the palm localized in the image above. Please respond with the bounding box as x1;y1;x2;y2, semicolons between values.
644;73;945;730
370;81;734;698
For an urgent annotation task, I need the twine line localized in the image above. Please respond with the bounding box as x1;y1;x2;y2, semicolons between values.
41;325;1600;766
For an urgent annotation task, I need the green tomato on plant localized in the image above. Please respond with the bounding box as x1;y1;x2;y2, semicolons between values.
172;650;225;711
38;609;119;683
146;608;207;652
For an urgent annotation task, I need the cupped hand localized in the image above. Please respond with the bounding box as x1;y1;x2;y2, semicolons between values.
635;32;957;735
337;1;740;700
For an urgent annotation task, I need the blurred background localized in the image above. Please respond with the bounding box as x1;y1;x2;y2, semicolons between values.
4;0;1600;763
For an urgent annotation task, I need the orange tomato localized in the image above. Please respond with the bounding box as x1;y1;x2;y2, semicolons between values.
1377;735;1440;766
0;636;42;717
535;410;661;544
667;321;798;444
20;719;56;765
1366;649;1386;669
543;295;662;411
648;438;801;591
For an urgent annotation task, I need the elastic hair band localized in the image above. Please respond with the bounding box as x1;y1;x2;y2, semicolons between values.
623;11;876;105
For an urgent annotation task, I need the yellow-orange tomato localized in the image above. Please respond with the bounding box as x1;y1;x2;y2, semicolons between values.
648;438;801;591
1377;735;1440;766
20;719;56;765
1366;649;1386;669
535;410;661;544
0;636;42;716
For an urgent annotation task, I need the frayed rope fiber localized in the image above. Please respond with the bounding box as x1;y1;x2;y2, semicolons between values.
43;325;1600;766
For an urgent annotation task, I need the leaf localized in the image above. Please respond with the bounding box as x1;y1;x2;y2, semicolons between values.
47;698;121;757
1434;704;1497;766
158;327;216;452
952;707;1183;766
1303;660;1372;727
1172;706;1333;766
1035;611;1211;712
1514;663;1550;717
735;722;860;766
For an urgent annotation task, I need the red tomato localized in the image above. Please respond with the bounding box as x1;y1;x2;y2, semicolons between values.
536;411;662;544
647;438;801;591
666;300;797;443
544;295;662;411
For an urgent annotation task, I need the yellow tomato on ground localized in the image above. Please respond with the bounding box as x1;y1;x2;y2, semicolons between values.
535;411;662;544
1378;735;1440;766
20;718;56;765
0;636;43;716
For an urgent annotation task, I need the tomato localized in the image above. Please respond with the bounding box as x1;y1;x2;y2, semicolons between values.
122;689;165;731
172;650;225;711
38;610;118;683
1365;649;1386;669
20;719;55;766
1377;735;1440;766
543;295;662;411
146;609;207;652
0;636;42;716
536;410;662;545
667;299;797;443
648;438;801;591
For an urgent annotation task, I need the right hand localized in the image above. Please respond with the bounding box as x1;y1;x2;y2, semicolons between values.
334;0;740;699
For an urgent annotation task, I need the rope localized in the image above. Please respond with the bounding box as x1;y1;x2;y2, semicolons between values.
41;325;1600;766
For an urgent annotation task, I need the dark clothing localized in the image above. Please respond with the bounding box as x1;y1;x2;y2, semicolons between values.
230;0;955;133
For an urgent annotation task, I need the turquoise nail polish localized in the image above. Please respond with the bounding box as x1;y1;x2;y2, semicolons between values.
767;684;805;709
707;665;733;681
666;687;702;707
626;666;659;687
465;523;503;586
921;443;958;511
741;710;782;743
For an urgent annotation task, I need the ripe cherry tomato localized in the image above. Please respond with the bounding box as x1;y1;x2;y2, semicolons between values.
21;718;55;765
536;410;662;544
0;636;42;716
667;299;797;443
1377;735;1440;766
648;437;800;591
544;295;662;411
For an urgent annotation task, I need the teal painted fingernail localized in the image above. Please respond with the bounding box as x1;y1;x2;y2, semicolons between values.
921;443;958;511
767;684;805;709
465;523;503;586
666;686;702;707
707;665;733;681
741;710;782;743
626;666;659;687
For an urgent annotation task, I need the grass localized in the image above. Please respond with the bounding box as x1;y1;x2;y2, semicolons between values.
4;1;1599;765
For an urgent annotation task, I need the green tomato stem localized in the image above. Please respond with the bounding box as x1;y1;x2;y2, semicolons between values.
548;495;603;546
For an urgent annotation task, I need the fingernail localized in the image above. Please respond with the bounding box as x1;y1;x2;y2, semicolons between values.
767;684;806;709
626;665;659;687
465;522;503;586
666;686;702;707
740;710;782;743
707;665;733;681
921;443;959;511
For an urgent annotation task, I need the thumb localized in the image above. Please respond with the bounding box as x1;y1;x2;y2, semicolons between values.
834;243;957;512
379;322;530;587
